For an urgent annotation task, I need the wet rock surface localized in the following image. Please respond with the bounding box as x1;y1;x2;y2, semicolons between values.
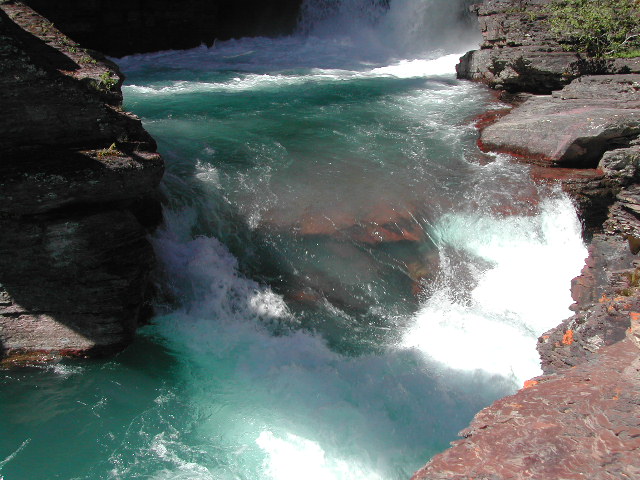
0;2;164;364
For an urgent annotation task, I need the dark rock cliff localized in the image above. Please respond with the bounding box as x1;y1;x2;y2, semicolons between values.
21;0;304;57
0;2;164;364
414;1;640;478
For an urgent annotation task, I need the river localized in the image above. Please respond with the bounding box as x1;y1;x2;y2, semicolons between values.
0;1;586;478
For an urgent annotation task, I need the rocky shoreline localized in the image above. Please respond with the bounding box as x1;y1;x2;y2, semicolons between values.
0;2;164;364
413;1;640;478
1;0;638;475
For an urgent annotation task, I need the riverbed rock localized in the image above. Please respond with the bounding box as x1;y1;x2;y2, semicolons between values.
0;2;164;364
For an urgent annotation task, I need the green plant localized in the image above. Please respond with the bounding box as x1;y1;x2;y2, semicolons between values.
546;0;640;57
79;55;97;64
97;142;124;158
39;20;54;34
98;70;118;90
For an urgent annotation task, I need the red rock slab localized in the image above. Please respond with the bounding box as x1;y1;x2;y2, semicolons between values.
480;96;640;168
530;166;605;184
472;107;512;131
267;203;428;245
411;338;640;480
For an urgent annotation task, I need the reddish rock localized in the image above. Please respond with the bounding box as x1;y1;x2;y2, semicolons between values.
539;234;638;374
269;202;428;245
412;338;640;480
472;107;512;131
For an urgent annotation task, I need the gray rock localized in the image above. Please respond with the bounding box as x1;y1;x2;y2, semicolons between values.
457;0;640;93
480;76;640;167
0;3;164;363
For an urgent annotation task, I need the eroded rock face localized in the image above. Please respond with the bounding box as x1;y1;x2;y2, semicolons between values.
414;3;640;477
456;0;640;93
0;2;164;364
538;235;638;374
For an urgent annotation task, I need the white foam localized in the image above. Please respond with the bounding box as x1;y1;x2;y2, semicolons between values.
141;208;515;480
370;54;461;77
257;431;383;480
402;196;587;384
123;58;461;98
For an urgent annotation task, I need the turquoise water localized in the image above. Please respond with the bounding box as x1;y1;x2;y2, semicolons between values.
1;1;587;479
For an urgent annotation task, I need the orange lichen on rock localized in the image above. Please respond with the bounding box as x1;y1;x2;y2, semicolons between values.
523;379;539;389
629;312;640;322
562;329;574;345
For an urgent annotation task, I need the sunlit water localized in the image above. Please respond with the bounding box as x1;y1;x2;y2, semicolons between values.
0;1;587;479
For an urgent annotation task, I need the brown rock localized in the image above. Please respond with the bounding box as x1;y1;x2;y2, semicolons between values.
412;339;640;480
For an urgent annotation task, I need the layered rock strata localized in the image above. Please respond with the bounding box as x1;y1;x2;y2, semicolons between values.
457;0;640;93
414;1;640;478
0;2;164;364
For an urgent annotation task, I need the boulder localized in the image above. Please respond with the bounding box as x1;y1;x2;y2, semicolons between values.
480;85;640;167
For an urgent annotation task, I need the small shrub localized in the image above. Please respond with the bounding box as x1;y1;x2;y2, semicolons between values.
546;0;640;57
97;142;124;158
79;55;97;65
98;70;118;90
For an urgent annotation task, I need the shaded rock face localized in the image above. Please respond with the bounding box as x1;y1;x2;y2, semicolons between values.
0;2;164;364
457;0;640;93
21;0;304;57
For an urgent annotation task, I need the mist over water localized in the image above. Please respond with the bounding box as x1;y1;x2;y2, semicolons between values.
0;1;586;479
